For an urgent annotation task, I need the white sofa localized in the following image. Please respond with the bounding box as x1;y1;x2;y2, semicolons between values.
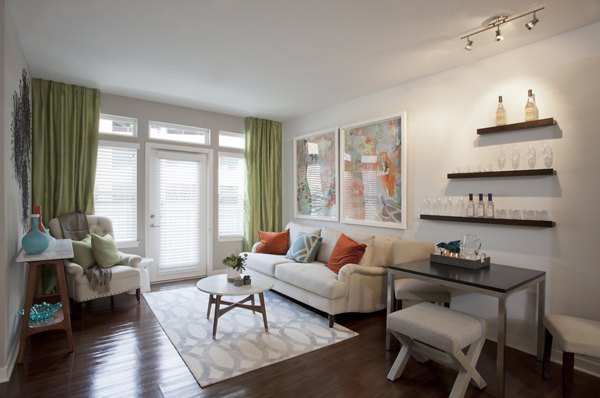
244;222;434;326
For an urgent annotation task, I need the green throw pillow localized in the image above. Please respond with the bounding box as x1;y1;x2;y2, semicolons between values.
91;233;121;268
71;234;95;269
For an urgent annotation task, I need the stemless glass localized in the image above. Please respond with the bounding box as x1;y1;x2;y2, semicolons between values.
497;147;506;170
511;146;520;170
542;143;553;169
527;144;537;169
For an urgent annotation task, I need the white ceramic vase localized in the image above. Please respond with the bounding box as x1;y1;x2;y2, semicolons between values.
226;267;241;282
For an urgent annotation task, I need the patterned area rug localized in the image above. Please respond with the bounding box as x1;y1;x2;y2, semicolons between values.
144;287;358;387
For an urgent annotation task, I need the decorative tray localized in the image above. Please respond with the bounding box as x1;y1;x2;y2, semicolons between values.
430;253;490;270
19;302;62;323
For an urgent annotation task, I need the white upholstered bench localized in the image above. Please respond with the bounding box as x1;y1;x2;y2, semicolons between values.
387;302;487;398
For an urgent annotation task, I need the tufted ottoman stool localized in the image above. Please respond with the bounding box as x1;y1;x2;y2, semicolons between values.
387;302;487;398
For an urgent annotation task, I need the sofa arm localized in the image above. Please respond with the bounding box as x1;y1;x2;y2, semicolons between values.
251;242;261;253
119;252;142;267
65;261;85;278
338;263;387;283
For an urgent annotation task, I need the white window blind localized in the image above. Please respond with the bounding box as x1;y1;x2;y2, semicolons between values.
218;153;245;239
94;143;138;242
158;157;201;269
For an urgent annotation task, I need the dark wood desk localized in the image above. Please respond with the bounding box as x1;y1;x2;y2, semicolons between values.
387;259;546;398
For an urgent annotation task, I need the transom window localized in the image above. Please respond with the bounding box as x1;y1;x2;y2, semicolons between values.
99;114;137;137
149;121;210;145
219;131;245;149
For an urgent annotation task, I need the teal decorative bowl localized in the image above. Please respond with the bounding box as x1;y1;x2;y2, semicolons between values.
19;302;62;322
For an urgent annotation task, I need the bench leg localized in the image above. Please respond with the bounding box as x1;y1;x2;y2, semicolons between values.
387;343;411;381
542;329;553;380
563;352;574;398
328;314;335;327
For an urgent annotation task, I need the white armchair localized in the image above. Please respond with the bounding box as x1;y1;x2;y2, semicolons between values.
48;215;142;309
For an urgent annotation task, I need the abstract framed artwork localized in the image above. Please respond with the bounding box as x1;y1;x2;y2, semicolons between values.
293;128;339;221
340;113;407;229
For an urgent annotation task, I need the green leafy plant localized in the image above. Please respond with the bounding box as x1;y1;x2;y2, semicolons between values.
222;253;248;272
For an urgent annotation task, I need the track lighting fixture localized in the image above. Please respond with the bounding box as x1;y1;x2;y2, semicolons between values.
495;27;503;42
465;37;473;50
461;7;543;50
525;12;539;30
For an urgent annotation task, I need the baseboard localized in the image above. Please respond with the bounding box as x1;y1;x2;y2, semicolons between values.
485;331;600;378
0;340;19;383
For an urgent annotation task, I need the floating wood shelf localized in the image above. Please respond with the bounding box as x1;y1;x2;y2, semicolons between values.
448;168;556;179
420;214;555;228
477;118;556;135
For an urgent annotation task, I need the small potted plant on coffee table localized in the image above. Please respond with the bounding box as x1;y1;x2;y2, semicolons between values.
223;253;248;282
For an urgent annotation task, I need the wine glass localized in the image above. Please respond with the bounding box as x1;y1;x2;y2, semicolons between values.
527;144;537;169
511;146;520;170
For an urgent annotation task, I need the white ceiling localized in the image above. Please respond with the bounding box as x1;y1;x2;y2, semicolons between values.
7;0;600;121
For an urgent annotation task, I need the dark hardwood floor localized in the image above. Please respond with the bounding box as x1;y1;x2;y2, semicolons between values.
3;279;600;398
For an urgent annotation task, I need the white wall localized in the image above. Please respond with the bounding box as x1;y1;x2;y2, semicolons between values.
283;22;600;375
99;93;245;274
1;0;29;382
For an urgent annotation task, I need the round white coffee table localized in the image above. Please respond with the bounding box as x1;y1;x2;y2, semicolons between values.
196;274;274;339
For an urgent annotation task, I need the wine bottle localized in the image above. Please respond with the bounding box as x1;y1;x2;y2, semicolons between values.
476;193;485;218
486;193;495;218
525;89;539;121
495;95;507;126
466;193;475;217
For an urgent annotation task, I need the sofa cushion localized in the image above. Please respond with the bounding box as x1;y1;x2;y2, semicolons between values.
392;239;435;264
286;234;323;263
244;253;293;277
327;234;367;274
371;236;396;267
256;229;290;254
275;262;346;300
317;227;373;263
287;222;321;246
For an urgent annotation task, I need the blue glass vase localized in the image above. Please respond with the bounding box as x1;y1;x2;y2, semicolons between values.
22;214;49;255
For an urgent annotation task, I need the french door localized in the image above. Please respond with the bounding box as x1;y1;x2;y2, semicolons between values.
147;147;209;281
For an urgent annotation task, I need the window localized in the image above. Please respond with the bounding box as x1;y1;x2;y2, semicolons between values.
219;131;245;149
94;141;139;243
218;153;245;239
99;114;137;137
149;121;210;145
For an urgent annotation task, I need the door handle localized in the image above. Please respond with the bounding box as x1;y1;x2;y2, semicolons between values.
150;223;161;228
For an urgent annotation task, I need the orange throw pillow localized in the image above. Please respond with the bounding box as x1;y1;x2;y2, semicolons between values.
327;234;367;274
256;229;290;255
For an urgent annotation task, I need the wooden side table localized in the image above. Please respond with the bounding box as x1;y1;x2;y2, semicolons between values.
16;239;74;363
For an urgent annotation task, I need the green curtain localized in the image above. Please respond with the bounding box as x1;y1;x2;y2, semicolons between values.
243;117;282;251
31;79;100;293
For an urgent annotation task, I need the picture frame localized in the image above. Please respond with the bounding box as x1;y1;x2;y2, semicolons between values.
340;113;407;229
293;128;339;221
